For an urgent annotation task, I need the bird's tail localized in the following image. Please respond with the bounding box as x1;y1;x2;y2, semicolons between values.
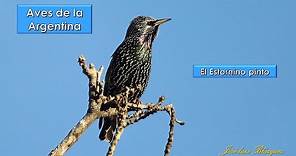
99;116;117;142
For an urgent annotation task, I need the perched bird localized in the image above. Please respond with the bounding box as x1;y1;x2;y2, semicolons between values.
99;16;171;142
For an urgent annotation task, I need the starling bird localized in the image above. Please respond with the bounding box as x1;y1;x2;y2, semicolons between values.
99;16;171;142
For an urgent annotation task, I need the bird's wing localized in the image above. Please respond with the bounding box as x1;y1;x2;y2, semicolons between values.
104;39;135;96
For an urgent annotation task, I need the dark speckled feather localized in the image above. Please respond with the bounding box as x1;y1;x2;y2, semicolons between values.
99;16;170;142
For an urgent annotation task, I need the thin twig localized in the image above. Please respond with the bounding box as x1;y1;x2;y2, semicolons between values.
106;101;127;155
164;105;175;156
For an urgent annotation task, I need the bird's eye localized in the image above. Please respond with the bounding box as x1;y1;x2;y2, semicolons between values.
147;21;155;26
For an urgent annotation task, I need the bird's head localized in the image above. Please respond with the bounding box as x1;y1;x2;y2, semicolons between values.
125;16;171;42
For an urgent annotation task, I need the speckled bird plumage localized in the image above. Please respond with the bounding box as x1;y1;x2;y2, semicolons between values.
99;16;171;142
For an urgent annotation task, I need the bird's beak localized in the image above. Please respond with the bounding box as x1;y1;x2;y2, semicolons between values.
154;18;171;26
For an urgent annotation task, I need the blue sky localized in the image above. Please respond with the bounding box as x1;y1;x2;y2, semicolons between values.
0;0;295;155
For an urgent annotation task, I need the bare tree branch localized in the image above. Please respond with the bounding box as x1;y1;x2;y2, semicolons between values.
48;56;184;156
